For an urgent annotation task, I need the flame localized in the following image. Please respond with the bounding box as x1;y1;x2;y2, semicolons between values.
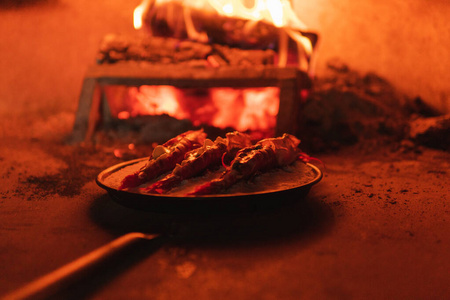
134;0;151;29
137;0;308;29
134;0;314;70
127;1;313;136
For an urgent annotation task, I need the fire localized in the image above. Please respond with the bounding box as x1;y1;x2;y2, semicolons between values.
126;1;313;137
132;85;185;117
134;0;151;29
205;0;304;28
134;0;307;29
112;86;279;134
133;0;314;71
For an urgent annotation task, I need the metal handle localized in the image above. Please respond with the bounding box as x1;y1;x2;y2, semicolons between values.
2;232;161;300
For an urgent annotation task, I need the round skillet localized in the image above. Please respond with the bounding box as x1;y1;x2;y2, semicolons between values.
96;157;323;214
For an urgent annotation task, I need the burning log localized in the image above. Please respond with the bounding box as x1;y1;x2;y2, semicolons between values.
143;0;280;49
212;44;274;66
136;0;318;71
97;34;275;67
98;34;210;64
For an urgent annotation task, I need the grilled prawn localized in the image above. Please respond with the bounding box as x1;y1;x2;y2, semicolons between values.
145;131;252;194
119;129;206;190
188;133;300;196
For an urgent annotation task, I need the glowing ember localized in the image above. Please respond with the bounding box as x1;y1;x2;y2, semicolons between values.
110;85;279;134
210;87;279;131
133;85;185;117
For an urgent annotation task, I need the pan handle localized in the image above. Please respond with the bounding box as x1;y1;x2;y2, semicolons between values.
2;232;162;300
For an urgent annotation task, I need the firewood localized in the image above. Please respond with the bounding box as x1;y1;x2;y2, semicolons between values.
140;1;317;70
143;1;281;50
96;34;275;66
212;44;275;66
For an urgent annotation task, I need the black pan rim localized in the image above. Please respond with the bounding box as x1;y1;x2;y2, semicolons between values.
96;157;323;201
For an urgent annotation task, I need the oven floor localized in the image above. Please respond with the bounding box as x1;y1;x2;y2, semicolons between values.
0;131;448;299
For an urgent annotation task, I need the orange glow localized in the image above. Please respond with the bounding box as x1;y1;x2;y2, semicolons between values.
109;86;279;134
132;86;186;118
210;87;279;131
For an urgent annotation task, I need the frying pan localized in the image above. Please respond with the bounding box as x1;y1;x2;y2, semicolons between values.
4;158;322;299
95;157;323;214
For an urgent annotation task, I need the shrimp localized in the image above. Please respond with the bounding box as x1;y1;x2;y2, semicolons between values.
119;129;206;190
188;133;300;196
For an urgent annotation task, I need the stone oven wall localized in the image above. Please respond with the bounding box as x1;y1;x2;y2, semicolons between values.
294;0;450;113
